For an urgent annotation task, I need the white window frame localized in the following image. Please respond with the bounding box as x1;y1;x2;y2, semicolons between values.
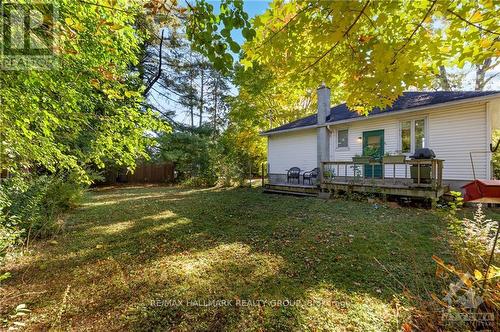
399;117;428;155
336;128;349;150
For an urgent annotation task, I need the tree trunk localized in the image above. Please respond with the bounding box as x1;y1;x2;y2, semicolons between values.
199;69;204;127
190;68;194;127
213;77;218;134
438;66;451;91
475;58;492;91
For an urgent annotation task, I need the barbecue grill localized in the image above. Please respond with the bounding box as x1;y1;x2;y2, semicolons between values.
410;148;436;160
409;148;436;184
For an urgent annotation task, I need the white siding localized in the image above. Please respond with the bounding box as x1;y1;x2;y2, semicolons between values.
490;99;500;130
329;101;489;180
268;129;317;174
429;102;487;180
330;118;402;177
266;99;495;181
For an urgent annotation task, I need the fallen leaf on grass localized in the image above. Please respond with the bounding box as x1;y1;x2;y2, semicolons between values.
402;322;412;332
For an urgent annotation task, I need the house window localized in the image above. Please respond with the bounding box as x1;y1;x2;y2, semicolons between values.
401;121;411;153
415;119;425;149
337;129;348;148
400;118;426;153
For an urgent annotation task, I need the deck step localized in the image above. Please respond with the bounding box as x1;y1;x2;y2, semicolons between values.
263;188;318;197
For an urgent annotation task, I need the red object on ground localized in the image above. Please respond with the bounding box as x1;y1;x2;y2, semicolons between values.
462;179;500;203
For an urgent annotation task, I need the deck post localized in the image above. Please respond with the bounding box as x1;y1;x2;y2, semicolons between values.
432;160;437;189
438;161;442;186
261;163;265;187
382;161;385;183
393;163;396;184
417;161;421;185
430;197;438;209
319;161;325;184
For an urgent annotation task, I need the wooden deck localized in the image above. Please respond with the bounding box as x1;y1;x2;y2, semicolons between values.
321;179;447;199
263;182;319;197
262;159;448;203
320;159;446;202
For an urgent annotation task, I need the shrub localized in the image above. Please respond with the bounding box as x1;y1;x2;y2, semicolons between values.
0;173;85;248
1;177;24;265
0;210;23;266
426;202;499;330
492;130;500;179
156;128;214;183
210;132;264;187
215;162;247;187
210;146;248;187
453;204;498;271
405;194;499;330
181;176;216;188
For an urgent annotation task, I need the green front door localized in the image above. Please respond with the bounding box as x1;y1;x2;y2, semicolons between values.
362;130;384;178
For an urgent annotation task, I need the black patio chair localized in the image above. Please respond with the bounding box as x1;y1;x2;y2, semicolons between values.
286;167;301;184
303;167;319;185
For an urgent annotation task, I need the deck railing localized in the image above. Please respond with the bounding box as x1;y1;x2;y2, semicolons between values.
320;159;444;189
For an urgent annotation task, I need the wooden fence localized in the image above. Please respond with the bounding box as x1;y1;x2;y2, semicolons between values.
104;162;175;184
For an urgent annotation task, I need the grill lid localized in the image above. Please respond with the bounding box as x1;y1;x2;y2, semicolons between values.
410;148;436;159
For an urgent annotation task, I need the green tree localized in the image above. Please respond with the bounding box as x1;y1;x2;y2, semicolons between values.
243;0;499;114
156;125;216;184
186;0;254;73
205;67;231;135
219;63;315;170
1;0;254;182
0;0;168;182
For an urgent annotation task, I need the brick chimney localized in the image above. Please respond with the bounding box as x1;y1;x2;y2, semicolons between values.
317;83;331;124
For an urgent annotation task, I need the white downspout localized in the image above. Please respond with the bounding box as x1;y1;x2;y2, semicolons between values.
327;125;334;162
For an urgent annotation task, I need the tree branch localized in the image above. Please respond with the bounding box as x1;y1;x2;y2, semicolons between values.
483;72;500;85
144;29;165;95
145;101;180;128
77;0;132;13
156;81;190;99
304;0;370;72
391;0;436;65
346;9;376;28
151;87;185;105
484;59;500;71
447;9;500;36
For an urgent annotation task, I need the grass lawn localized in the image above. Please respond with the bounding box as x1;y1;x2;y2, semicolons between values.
1;185;454;331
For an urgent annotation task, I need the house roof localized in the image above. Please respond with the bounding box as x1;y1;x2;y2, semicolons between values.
263;91;500;135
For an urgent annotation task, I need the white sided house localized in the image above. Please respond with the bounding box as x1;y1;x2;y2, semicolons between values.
263;88;500;195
